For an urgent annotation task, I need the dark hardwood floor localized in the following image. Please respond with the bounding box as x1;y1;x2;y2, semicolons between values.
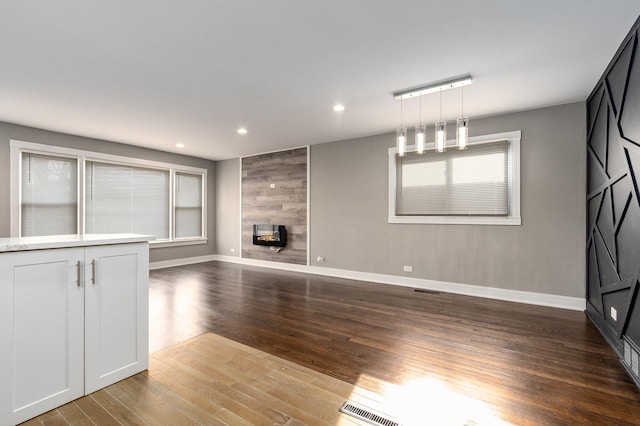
149;261;640;425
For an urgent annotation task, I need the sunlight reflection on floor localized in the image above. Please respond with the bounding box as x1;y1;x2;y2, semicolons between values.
148;277;208;353
347;374;510;426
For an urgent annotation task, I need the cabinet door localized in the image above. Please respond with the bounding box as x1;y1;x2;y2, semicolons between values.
0;248;85;425
84;242;149;393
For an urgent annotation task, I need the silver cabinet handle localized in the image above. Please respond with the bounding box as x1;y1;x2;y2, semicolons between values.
91;259;96;284
76;261;81;287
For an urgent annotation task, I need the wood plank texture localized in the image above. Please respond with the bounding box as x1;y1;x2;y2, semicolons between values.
23;261;640;425
145;261;640;424
241;148;307;265
24;333;389;425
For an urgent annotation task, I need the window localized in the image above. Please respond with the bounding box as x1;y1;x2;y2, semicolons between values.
174;172;203;238
21;153;78;237
11;140;207;246
85;161;170;239
388;131;521;225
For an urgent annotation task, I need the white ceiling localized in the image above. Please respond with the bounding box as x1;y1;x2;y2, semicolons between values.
1;1;639;161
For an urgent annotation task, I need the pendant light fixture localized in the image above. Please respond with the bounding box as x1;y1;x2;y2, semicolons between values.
393;75;472;100
435;89;446;153
392;75;472;155
415;95;426;154
397;98;407;157
456;86;469;150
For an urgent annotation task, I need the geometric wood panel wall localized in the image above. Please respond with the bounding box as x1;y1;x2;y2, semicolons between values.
586;18;640;379
241;147;307;265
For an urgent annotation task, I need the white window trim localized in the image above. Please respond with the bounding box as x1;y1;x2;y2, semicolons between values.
10;140;208;246
388;130;521;226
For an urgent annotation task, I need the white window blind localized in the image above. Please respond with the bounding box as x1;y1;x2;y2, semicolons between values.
174;172;203;238
21;153;77;236
85;161;170;239
396;140;510;216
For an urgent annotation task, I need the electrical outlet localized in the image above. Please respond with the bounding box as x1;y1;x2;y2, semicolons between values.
269;183;276;188
317;256;325;263
230;248;235;253
611;306;618;321
403;265;413;272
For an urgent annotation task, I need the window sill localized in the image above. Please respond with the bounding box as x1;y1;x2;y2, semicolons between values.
150;238;208;249
388;216;521;226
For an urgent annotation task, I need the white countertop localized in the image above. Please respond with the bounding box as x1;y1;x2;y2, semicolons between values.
0;234;155;252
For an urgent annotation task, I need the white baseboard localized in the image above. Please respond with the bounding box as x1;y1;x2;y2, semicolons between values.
215;254;310;272
149;254;217;270
170;255;586;311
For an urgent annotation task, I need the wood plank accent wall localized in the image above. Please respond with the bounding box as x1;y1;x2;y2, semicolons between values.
241;147;307;265
586;16;640;385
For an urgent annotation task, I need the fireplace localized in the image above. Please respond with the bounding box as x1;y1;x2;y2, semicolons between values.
253;224;287;247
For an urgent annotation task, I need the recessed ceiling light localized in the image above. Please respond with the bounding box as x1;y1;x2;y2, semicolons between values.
333;104;345;112
176;143;185;148
237;128;248;135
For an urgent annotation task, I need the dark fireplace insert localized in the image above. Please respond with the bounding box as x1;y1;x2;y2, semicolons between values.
253;224;287;247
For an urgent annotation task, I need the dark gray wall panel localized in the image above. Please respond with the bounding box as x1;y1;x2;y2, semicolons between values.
611;177;631;224
586;18;640;379
620;36;640;145
615;196;640;280
594;229;618;286
608;110;628;173
588;86;604;126
589;98;608;167
604;291;630;333
588;243;603;312
627;290;640;344
588;192;603;232
588;153;608;192
597;188;616;260
606;37;634;116
625;148;640;201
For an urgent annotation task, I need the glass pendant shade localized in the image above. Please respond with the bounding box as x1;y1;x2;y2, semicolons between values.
415;124;426;154
435;121;446;152
397;128;407;157
456;117;469;150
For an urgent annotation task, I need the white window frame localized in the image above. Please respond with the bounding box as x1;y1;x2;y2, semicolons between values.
388;130;521;225
10;140;208;247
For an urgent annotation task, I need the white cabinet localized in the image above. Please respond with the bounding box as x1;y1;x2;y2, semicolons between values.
0;248;85;425
0;236;149;426
84;243;149;393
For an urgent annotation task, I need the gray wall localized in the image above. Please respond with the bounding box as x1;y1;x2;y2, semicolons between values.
310;102;586;297
215;158;240;256
0;121;216;263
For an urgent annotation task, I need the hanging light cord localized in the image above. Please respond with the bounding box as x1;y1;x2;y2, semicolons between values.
461;86;464;116
400;98;404;127
439;89;442;121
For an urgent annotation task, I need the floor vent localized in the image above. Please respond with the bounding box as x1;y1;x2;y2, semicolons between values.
339;401;401;426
